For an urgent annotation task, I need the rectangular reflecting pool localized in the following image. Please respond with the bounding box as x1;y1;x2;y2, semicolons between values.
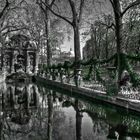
0;82;140;140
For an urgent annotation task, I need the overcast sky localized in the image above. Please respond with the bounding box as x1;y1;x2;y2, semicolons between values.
61;0;112;58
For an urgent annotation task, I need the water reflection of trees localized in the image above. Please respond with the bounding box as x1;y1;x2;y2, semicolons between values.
0;84;76;140
0;83;140;139
0;83;48;140
82;102;140;139
61;96;140;139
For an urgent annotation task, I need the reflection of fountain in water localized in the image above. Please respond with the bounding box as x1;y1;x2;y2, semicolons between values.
0;83;40;139
2;83;38;111
0;84;55;140
0;83;140;140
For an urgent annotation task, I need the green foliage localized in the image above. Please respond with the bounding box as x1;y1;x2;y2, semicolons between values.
82;65;92;80
95;66;105;84
63;61;71;69
51;64;56;69
47;52;140;87
57;63;63;69
106;82;118;96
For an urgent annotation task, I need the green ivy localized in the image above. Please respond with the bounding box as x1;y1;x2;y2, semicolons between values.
46;52;140;87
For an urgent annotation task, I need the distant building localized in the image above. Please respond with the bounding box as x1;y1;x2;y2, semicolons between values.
38;43;75;65
52;47;74;64
52;47;61;59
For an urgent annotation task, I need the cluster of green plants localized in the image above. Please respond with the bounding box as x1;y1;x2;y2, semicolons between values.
41;53;140;87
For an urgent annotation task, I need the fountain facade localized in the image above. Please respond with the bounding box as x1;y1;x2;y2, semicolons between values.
1;34;38;74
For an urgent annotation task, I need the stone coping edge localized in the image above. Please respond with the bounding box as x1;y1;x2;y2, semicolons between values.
36;77;140;113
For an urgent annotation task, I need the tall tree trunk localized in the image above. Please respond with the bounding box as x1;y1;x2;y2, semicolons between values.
75;100;82;140
41;0;85;86
45;0;52;67
105;29;109;59
94;28;98;59
47;92;53;140
73;25;81;66
113;0;123;86
0;35;6;70
73;23;82;87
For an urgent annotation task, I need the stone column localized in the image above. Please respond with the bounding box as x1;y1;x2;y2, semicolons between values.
1;50;3;70
30;85;37;106
24;49;27;73
11;59;15;73
11;52;15;73
1;49;6;72
34;85;39;106
34;52;39;75
2;55;6;73
33;52;36;73
9;52;12;73
9;86;14;108
24;85;29;109
26;53;31;74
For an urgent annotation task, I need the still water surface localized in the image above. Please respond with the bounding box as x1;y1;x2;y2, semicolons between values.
0;83;140;140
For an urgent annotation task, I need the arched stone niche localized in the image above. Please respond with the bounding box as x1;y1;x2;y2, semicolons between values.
1;34;38;74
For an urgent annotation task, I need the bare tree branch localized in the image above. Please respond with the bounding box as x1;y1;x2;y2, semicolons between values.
98;22;115;30
3;27;28;36
0;0;10;19
109;0;115;9
38;0;73;26
68;0;77;23
121;0;140;16
53;3;72;20
78;0;85;22
38;1;46;14
50;0;56;7
1;25;27;32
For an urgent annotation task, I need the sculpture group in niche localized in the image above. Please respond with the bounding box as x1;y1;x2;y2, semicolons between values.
1;34;38;75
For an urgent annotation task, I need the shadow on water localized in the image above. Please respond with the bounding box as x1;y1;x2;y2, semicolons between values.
0;82;140;140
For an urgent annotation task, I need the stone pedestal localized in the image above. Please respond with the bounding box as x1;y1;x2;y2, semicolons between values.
74;69;82;87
